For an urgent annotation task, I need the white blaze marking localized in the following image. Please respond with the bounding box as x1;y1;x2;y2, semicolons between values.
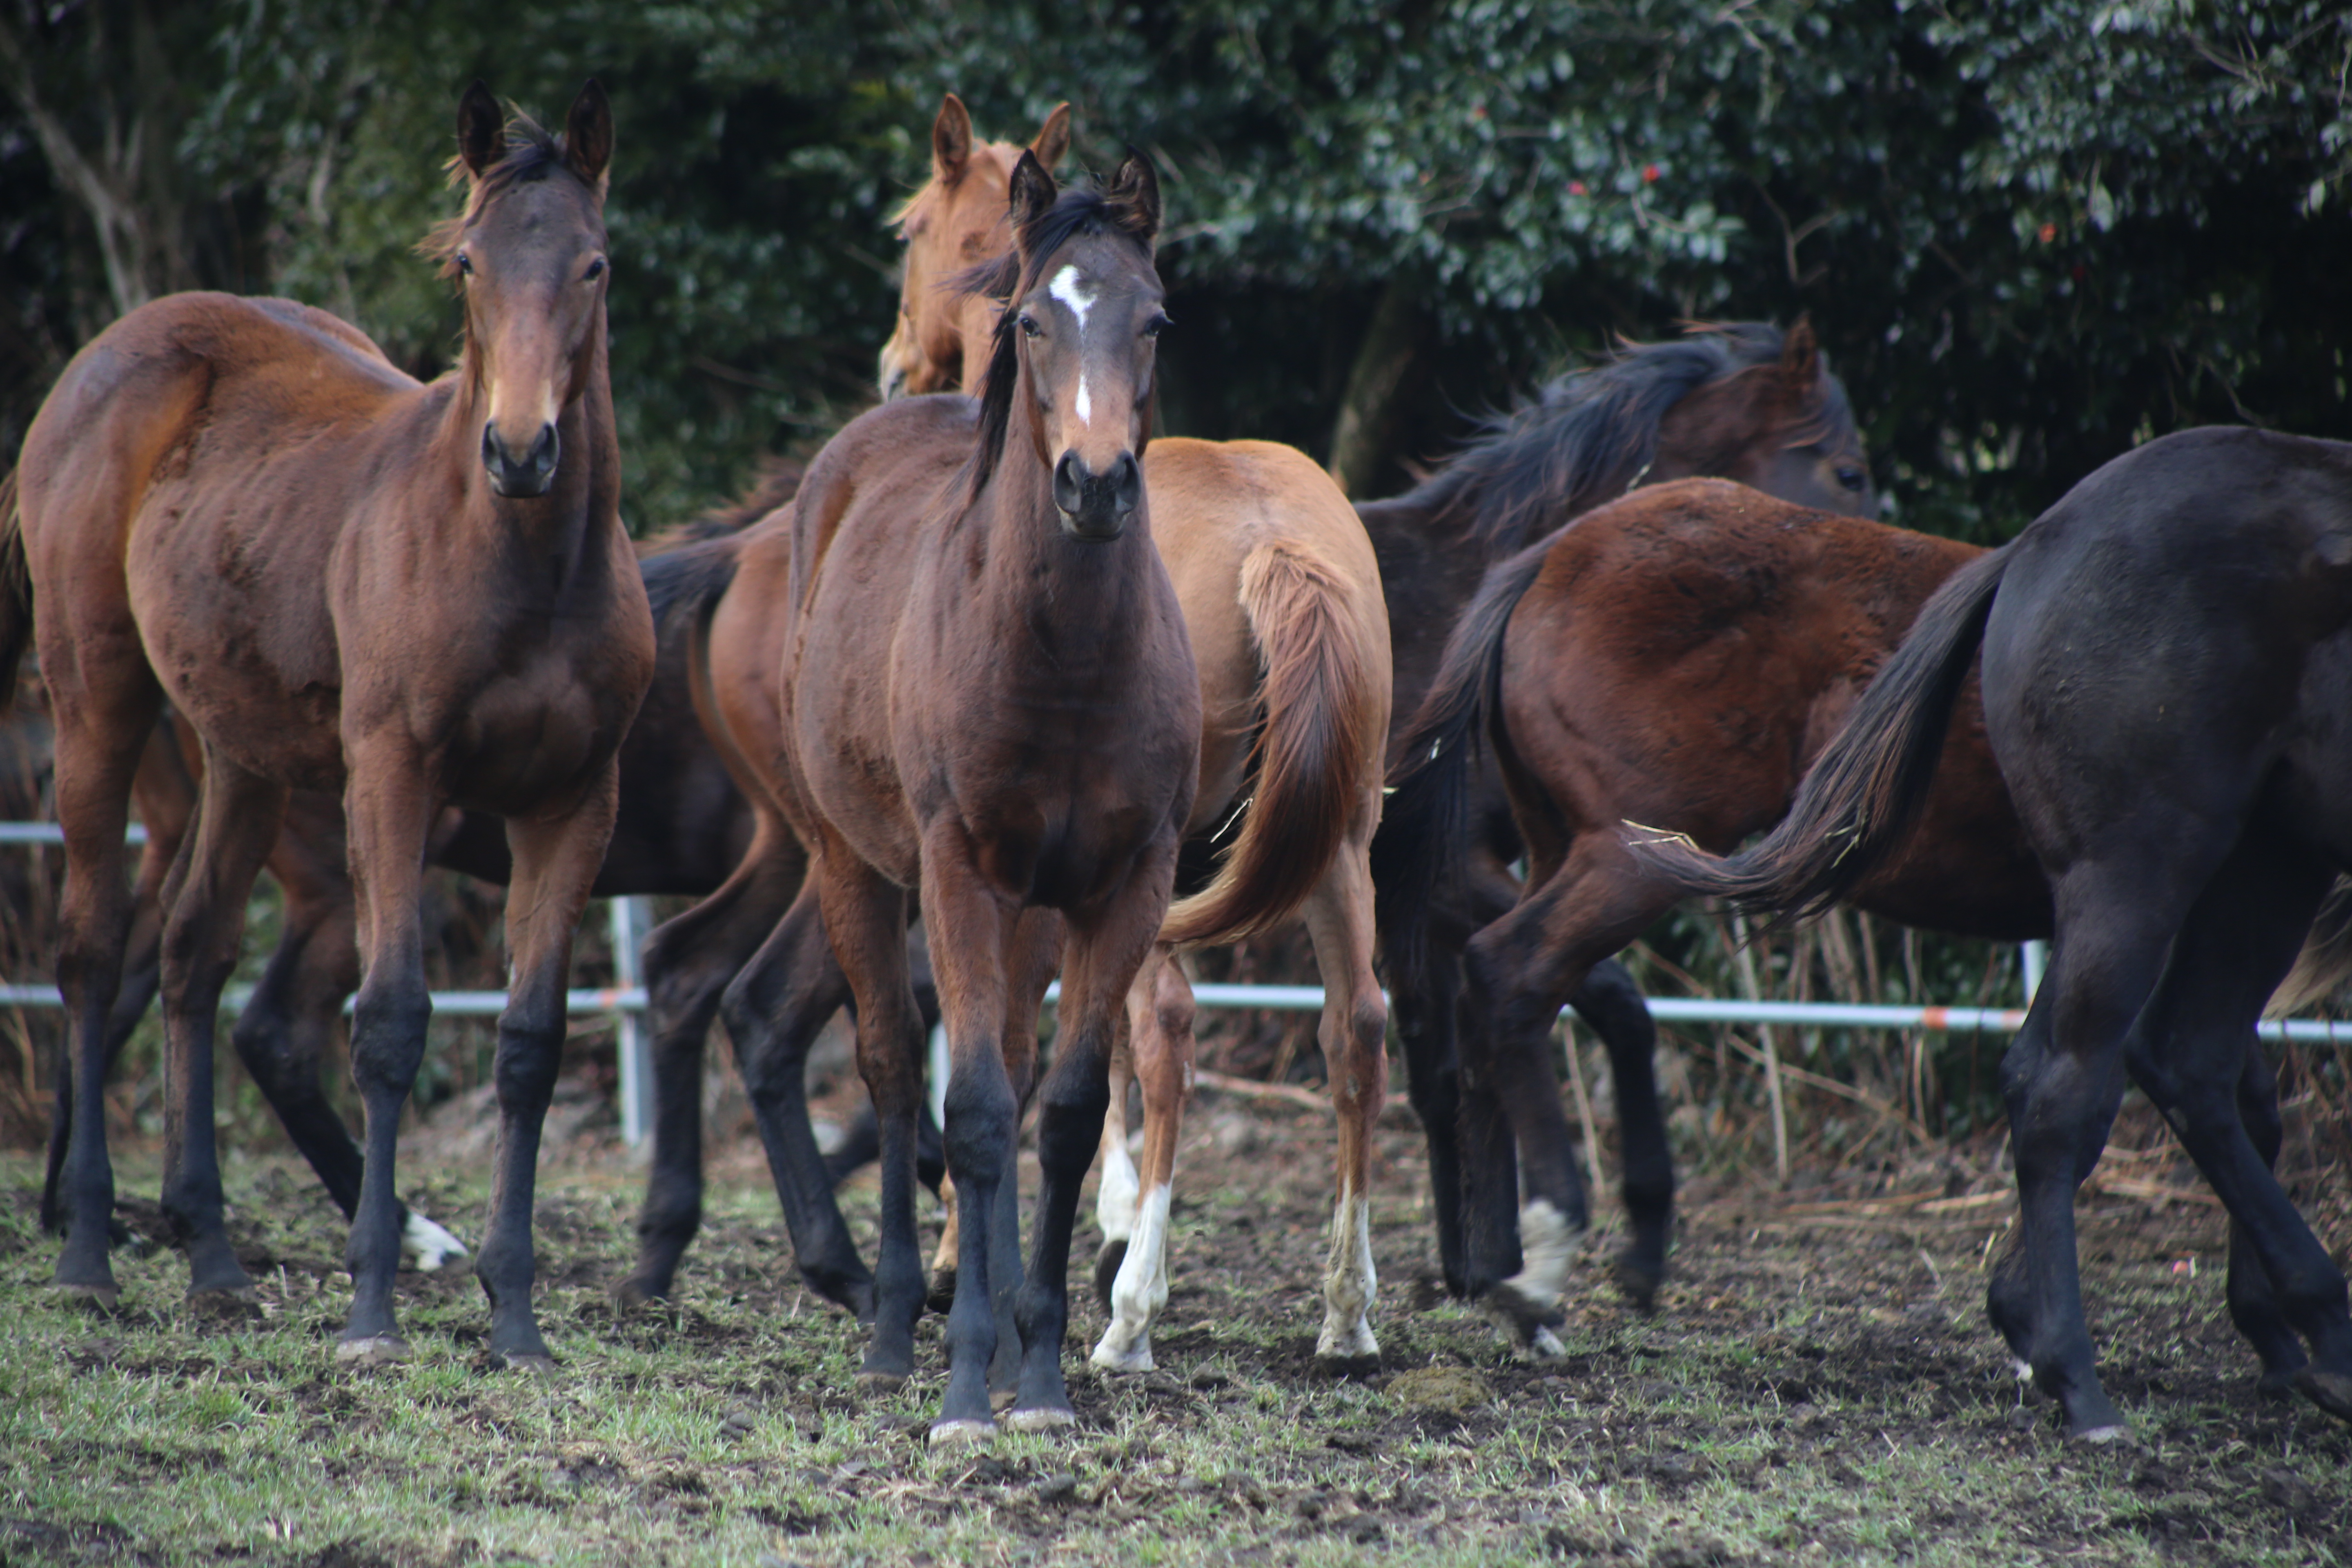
1050;264;1098;428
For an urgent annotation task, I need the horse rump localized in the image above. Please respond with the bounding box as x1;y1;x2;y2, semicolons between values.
1626;543;2014;928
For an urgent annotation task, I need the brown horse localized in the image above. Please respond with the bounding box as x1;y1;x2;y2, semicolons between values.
1381;479;2046;1335
1356;321;1876;1322
4;82;653;1368
879;94;1393;1372
674;154;1197;1442
40;474;798;1277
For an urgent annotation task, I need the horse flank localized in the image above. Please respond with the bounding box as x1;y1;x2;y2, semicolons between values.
1626;544;2016;927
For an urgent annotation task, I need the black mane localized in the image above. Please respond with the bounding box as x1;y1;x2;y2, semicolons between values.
1400;324;1852;557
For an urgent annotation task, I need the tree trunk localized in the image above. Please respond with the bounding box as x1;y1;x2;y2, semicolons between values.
1324;275;1424;499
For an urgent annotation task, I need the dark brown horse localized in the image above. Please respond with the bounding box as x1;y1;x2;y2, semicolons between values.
1357;323;1877;1312
1381;479;2045;1339
1634;428;2352;1437
4;83;653;1368
880;94;1392;1372
666;154;1197;1442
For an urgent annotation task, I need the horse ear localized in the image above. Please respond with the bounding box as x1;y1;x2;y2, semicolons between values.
1105;147;1162;248
457;80;505;179
933;93;975;185
564;80;614;193
1781;314;1821;389
1030;102;1072;170
1007;148;1058;237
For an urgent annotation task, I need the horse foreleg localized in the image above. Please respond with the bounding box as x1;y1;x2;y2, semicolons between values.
1302;840;1387;1370
1090;943;1192;1374
1012;840;1175;1432
1569;958;1673;1312
156;746;288;1302
337;755;439;1364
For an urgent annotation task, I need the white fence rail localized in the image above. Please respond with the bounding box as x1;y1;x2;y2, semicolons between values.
7;827;2348;1149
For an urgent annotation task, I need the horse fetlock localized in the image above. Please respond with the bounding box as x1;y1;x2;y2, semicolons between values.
1493;1198;1584;1321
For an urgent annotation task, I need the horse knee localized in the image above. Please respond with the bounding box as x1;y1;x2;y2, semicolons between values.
349;987;429;1094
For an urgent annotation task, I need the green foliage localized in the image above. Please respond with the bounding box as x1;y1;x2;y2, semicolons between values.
7;0;2348;532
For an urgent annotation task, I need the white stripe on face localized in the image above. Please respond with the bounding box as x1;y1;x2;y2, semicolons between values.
1050;264;1098;427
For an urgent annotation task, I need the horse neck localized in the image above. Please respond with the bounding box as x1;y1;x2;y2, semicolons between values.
438;324;623;592
953;443;1163;671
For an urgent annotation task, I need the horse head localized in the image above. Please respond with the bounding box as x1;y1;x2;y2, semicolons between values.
881;94;1071;401
1650;318;1875;515
436;80;614;499
969;150;1165;542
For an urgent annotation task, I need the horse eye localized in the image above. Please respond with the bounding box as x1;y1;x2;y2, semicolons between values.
1143;314;1170;339
457;252;473;277
1018;314;1041;339
584;257;607;282
1835;464;1866;492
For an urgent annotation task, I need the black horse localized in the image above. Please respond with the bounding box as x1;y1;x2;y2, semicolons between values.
1637;425;2352;1437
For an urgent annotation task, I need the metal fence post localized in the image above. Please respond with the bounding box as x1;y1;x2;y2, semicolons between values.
610;896;652;1147
2021;940;2048;1006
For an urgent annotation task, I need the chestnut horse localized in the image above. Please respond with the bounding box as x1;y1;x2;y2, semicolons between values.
1381;479;2049;1339
4;83;653;1368
671;155;1198;1442
878;94;1392;1372
1633;428;2352;1437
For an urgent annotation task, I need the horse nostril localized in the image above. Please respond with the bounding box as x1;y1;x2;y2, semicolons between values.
1053;452;1085;514
1113;452;1141;514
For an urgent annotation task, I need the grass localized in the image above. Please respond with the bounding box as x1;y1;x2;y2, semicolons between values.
2;1097;2348;1567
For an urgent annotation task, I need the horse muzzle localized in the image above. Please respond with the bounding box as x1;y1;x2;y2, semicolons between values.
483;421;561;498
1052;450;1141;541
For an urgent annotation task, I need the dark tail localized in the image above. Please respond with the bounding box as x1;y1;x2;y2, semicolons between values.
1371;535;1555;993
1628;543;2013;925
1161;539;1383;948
0;471;29;712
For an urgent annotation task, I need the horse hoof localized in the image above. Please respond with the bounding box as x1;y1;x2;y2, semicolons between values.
1611;1254;1664;1314
1092;1242;1127;1312
1002;1406;1074;1435
609;1277;666;1313
1087;1336;1153;1374
2073;1421;2135;1446
335;1334;412;1366
53;1282;122;1316
925;1267;958;1318
1314;1319;1381;1370
856;1369;908;1396
927;1418;997;1449
496;1352;558;1377
2292;1368;2352;1424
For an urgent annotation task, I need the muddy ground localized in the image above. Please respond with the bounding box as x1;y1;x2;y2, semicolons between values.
2;1080;2348;1567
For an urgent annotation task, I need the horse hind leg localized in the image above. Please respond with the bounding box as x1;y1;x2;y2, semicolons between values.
2218;1040;2305;1394
44;657;166;1307
1300;842;1387;1371
2119;830;2352;1423
1091;944;1192;1375
1089;1029;1140;1310
619;822;805;1308
156;746;289;1305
